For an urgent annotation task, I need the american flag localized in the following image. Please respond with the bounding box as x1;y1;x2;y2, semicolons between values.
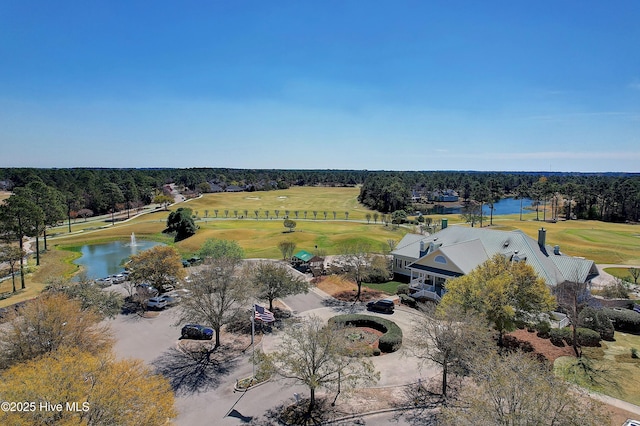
254;304;275;323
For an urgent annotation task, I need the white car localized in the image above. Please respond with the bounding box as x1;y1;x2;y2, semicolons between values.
163;289;190;306
111;274;126;283
624;420;640;426
147;296;167;309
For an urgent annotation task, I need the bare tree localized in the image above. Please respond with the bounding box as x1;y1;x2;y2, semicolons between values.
338;242;390;301
251;261;309;311
77;208;94;222
0;294;113;368
0;244;23;293
629;267;640;285
278;240;297;260
259;316;379;414
177;259;252;349
409;304;492;397
555;278;591;357
440;351;610;425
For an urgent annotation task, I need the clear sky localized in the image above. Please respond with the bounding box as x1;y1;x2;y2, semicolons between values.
1;1;638;172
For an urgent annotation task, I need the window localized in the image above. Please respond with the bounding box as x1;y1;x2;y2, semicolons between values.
434;255;447;264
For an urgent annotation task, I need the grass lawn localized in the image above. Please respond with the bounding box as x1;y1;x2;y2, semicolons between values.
0;248;80;308
555;332;640;406
363;280;405;295
604;267;639;283
183;186;377;221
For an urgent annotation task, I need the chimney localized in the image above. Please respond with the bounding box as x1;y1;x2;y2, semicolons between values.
553;245;560;255
538;228;546;247
419;241;426;257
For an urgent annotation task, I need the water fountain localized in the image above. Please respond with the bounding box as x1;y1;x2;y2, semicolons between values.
130;232;137;247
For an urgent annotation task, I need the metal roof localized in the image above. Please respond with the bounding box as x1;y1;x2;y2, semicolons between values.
400;226;598;286
293;250;314;262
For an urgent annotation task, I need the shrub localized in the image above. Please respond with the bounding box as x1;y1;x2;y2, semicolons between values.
535;321;551;339
396;284;410;295
575;328;601;347
329;314;403;353
578;307;615;341
399;294;417;308
549;328;569;347
631;348;638;359
503;335;534;353
602;308;640;332
549;327;601;347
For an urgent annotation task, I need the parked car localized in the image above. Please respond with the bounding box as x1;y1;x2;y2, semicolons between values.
111;274;126;283
147;296;167;309
95;277;113;287
623;420;640;426
136;283;159;297
366;299;395;313
162;292;182;306
181;324;214;340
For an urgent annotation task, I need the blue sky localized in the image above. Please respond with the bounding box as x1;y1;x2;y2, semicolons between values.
1;1;638;172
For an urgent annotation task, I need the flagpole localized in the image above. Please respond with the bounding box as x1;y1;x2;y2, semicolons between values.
251;304;256;379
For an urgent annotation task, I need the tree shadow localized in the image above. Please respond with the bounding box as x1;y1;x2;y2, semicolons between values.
321;297;364;314
252;397;357;426
391;379;449;425
227;409;253;423
152;345;239;395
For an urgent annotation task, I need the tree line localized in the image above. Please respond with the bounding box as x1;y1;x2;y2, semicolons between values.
358;171;640;222
2;168;639;225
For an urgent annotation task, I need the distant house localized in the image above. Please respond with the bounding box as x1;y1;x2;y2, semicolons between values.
0;180;12;191
225;185;244;192
208;183;224;193
428;189;459;202
391;225;599;302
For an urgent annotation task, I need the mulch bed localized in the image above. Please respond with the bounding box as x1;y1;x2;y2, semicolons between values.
507;329;576;363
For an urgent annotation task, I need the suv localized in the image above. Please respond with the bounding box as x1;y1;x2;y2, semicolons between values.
147;296;167;309
181;324;214;340
366;299;395;313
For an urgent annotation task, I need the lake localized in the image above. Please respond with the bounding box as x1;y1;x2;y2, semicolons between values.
483;197;534;215
439;197;534;215
73;240;162;280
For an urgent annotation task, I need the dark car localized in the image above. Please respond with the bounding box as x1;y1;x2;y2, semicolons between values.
181;324;214;340
366;299;395;313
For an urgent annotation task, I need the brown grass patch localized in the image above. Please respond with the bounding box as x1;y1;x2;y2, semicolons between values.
315;275;386;301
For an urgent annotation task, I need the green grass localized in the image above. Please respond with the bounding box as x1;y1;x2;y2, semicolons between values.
555;332;640;406
183;186;376;221
604;267;638;283
363;281;405;295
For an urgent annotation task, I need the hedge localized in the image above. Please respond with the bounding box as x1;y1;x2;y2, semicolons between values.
602;308;640;333
329;314;403;353
549;327;601;347
398;294;417;308
578;307;615;341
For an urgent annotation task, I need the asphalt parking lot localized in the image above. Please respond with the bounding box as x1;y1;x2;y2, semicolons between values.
105;287;433;425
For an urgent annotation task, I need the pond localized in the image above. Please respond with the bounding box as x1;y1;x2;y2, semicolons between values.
482;197;534;216
73;238;162;280
442;197;534;215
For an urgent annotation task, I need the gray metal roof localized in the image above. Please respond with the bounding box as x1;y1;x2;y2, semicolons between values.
400;226;597;286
